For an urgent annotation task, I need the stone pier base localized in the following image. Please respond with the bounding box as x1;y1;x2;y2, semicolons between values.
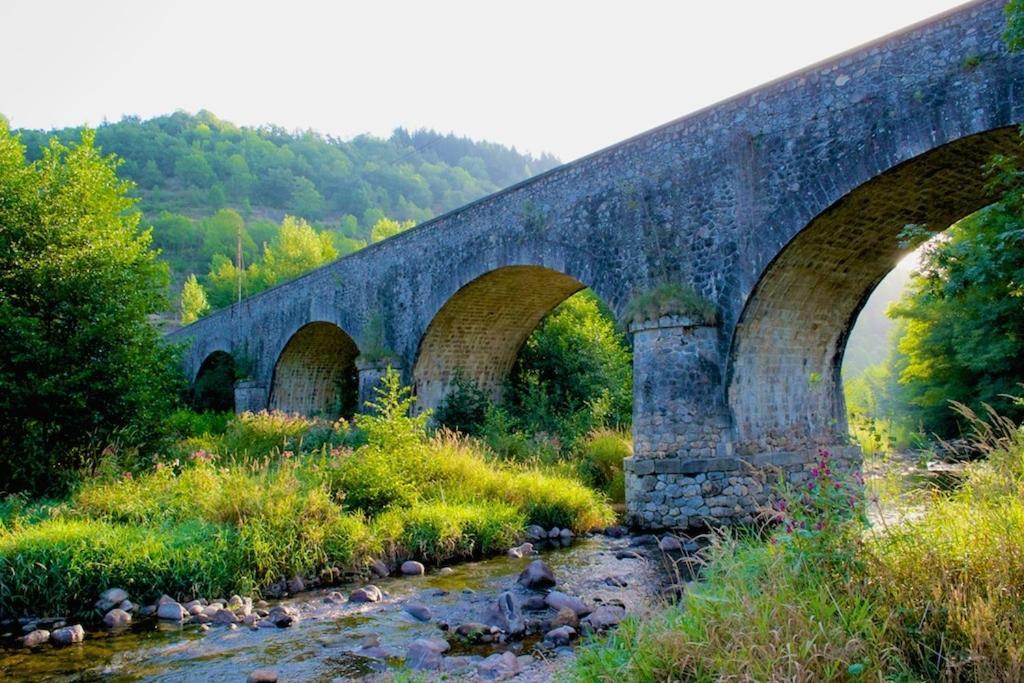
624;446;862;529
233;380;268;414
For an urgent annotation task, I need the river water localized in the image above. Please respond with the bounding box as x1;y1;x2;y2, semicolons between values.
0;534;673;682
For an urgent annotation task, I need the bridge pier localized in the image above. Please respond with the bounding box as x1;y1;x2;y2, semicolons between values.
624;315;864;530
233;380;268;414
356;357;404;412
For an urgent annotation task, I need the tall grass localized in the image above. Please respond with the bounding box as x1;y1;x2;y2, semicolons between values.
0;372;613;618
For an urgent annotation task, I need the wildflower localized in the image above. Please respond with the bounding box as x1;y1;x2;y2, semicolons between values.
154;462;165;472
121;471;133;481
190;449;213;463
282;450;294;460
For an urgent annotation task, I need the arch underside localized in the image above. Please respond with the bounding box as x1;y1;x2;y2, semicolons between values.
269;322;359;417
193;350;236;412
729;126;1021;455
413;265;585;411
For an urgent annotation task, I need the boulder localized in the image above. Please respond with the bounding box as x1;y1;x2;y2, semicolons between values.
323;591;346;604
96;587;129;612
156;601;187;622
213;609;239;625
559;528;574;541
547;527;561;539
521;595;548;611
400;560;425;576
482;591;524;637
349;585;383;603
658;535;683;552
603;525;628;538
50;624;85;645
517;560;556;590
544;591;591;617
118;599;135;613
545;625;576;646
286;576;305;594
103;608;132;628
506;542;534;559
402;601;432;622
405;636;449;670
247;670;279;683
21;629;49;647
267;605;299;628
477;651;521;679
524;525;546;541
581;605;626;631
549;607;579;629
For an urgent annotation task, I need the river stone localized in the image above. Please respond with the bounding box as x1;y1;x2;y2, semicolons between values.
603;525;628;538
405;636;449;670
21;629;49;647
604;575;629;587
483;591;524;636
521;595;547;611
544;591;591;617
444;655;483;674
103;608;132;628
615;550;646;561
477;651;521;679
545;625;576;646
323;591;346;604
658;535;683;552
286;576;305;594
267;605;299;627
96;587;129;612
214;609;239;625
369;559;389;577
507;542;534;558
243;613;261;628
517;560;556;589
524;525;546;541
349;585;383;603
403;600;432;622
51;624;85;645
157;594;178;606
549;607;579;629
547;527;561;539
157;601;187;621
118;599;135;613
247;670;279;683
401;560;425;576
559;528;574;541
581;605;626;631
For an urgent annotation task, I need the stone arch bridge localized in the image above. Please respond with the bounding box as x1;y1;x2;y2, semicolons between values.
170;0;1024;529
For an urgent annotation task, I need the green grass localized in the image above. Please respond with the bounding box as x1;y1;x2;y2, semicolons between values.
0;375;613;618
571;413;1024;682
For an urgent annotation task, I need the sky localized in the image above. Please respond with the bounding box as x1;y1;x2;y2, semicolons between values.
3;0;969;162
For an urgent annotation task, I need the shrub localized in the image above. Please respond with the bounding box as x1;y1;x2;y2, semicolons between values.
620;281;718;327
579;429;632;503
374;501;523;565
435;368;492;435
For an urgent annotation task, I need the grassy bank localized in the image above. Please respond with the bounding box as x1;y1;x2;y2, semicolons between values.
0;373;613;619
571;412;1024;682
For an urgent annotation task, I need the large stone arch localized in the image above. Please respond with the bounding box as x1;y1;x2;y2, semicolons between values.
727;126;1022;456
412;265;588;411
268;322;360;417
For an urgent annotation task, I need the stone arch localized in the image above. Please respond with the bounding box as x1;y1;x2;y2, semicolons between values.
413;265;587;411
268;322;360;417
726;126;1021;456
192;350;237;412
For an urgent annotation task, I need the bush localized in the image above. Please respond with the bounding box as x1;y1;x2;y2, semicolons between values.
435;368;493;435
579;430;632;503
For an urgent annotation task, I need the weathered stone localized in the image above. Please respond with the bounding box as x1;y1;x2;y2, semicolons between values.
267;605;299;627
454;622;498;642
401;560;425;576
403;601;432;622
482;591;524;636
549;607;579;630
405;636;449;670
50;624;84;646
349;585;383;603
21;629;50;647
96;587;129;613
524;525;546;541
369;559;389;577
157;601;187;622
103;608;132;628
581;605;626;631
247;669;279;683
545;625;577;646
544;591;591;617
477;651;520;680
286;576;305;594
517;560;556;589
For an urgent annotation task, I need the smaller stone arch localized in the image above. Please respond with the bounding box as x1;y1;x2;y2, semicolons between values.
192;351;238;412
268;322;360;418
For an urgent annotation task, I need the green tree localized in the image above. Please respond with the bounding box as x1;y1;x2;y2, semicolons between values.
254;215;338;288
370;216;415;243
0;124;182;494
889;140;1024;435
205;254;249;308
180;273;210;324
1006;0;1024;53
200;208;255;263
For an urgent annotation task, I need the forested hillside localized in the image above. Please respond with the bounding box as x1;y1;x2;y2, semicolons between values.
14;111;560;316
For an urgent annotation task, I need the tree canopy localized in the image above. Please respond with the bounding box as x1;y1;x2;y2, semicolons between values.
0;123;182;494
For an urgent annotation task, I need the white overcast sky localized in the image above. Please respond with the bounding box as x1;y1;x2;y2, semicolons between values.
3;0;969;161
